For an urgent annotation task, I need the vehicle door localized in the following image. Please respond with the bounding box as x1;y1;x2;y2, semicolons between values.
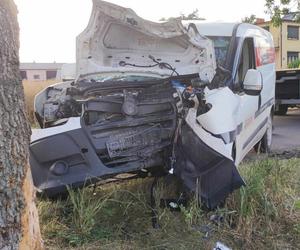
233;37;262;163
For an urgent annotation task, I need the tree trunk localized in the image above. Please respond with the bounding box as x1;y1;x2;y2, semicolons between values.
0;1;43;249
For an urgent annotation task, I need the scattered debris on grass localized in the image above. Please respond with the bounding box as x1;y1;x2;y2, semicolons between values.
38;158;300;249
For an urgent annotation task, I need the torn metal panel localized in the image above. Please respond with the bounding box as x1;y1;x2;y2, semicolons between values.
174;123;245;208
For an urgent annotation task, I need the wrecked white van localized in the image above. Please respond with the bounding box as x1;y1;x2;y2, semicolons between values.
30;0;275;208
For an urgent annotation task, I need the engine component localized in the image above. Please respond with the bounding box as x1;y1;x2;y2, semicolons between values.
122;91;138;116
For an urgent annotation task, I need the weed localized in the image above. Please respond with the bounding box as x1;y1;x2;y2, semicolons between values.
67;186;111;237
220;158;300;248
180;196;203;228
38;158;300;249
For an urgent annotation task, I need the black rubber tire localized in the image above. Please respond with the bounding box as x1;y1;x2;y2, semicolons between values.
275;105;288;116
231;142;236;162
254;114;273;154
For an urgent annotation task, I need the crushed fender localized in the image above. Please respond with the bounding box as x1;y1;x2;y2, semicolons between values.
174;123;245;209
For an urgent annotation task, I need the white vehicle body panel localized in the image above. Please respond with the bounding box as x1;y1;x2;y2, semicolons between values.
31;117;81;142
198;87;239;135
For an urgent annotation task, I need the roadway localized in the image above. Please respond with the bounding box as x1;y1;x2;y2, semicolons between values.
272;108;300;152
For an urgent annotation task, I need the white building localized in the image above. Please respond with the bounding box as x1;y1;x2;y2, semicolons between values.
20;62;65;81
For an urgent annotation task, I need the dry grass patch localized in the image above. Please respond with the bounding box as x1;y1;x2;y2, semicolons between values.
22;80;59;124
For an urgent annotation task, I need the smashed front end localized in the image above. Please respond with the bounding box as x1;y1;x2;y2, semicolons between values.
30;0;244;208
31;76;179;195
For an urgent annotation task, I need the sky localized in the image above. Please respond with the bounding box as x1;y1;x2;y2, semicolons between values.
14;0;268;63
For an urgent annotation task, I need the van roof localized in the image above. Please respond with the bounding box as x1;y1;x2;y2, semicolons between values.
185;21;237;36
183;21;238;37
183;21;270;38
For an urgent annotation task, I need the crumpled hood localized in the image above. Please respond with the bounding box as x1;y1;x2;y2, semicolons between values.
76;0;216;80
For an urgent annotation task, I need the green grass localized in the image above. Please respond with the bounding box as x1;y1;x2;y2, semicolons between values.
38;158;300;249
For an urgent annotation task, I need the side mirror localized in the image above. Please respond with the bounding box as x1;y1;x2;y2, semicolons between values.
243;69;263;96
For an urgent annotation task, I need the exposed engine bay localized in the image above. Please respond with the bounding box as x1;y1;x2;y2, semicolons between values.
35;73;180;168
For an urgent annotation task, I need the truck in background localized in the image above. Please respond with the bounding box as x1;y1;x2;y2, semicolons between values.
275;69;300;115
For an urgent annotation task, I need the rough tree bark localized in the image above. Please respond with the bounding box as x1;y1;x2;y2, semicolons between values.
0;0;43;249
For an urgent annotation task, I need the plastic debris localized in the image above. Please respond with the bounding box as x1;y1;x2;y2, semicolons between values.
213;241;231;250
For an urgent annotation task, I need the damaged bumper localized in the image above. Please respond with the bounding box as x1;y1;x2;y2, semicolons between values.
174;123;245;208
30;118;168;195
30;115;244;208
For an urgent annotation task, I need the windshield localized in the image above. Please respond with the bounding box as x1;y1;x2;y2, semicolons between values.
207;36;231;67
78;74;162;83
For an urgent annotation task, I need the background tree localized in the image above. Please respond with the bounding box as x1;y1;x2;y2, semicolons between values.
241;14;257;24
160;9;205;21
0;0;42;249
265;0;300;26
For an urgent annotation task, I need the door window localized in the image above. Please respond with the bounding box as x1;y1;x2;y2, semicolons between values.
234;37;256;90
207;36;231;67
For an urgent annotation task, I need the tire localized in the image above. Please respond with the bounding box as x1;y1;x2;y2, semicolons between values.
231;142;236;162
275;105;288;116
254;114;273;154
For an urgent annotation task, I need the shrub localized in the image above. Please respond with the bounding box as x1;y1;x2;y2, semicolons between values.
288;59;300;69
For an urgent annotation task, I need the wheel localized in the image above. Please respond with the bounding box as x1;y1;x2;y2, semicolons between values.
275;105;288;116
254;114;273;154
